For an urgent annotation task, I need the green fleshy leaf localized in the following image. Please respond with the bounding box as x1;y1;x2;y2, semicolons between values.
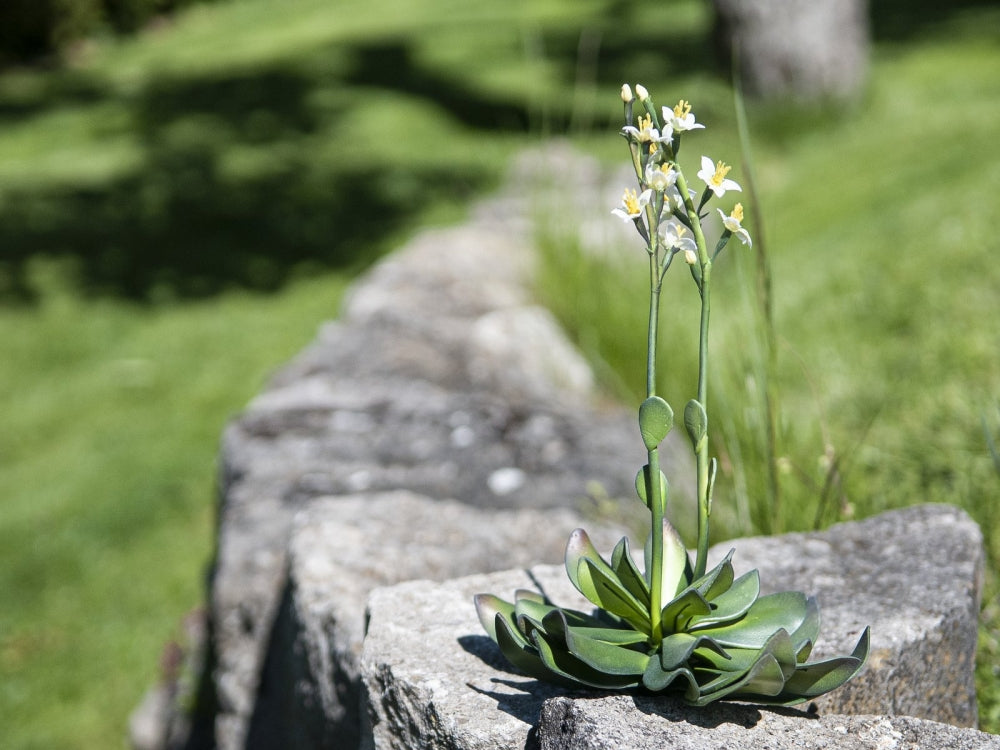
789;596;820;655
513;589;546;605
644;518;691;605
687;550;735;601
691;660;755;695
659;632;727;671
514;598;562;642
684;399;708;449
688;649;786;705
642;658;700;695
494;612;573;685
611;537;651;607
474;594;515;642
766;629;799;680
578;558;651;634
530;629;642;689
634;465;669;511
795;639;815;663
661;588;712;632
777;626;870;702
735;653;787;697
564;626;650;676
687;569;760;630
565;528;614;604
515;588;599;630
542;607;649;647
703;591;811;648
514;597;559;622
639;396;674;450
567;626;650;646
695;645;761;673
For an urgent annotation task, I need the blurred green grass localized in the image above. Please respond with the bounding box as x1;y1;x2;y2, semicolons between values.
0;1;714;746
1;0;999;746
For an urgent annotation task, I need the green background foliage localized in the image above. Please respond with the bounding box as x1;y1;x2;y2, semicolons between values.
0;0;998;746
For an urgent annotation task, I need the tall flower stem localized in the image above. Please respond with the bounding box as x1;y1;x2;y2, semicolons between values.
676;170;713;580
646;242;665;647
693;261;712;579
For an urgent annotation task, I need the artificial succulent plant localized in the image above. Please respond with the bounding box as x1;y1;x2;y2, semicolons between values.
475;84;869;705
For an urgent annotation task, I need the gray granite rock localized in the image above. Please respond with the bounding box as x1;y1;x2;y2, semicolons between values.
538;695;1000;750
707;503;984;727
712;0;869;101
246;492;633;750
359;504;986;750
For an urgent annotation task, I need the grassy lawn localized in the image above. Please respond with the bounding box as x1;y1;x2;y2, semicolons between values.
0;265;352;748
1;0;998;746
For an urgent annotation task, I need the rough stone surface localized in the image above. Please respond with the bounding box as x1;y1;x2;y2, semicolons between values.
359;504;986;750
538;695;1000;750
706;504;984;727
245;491;633;750
712;0;869;101
188;146;689;750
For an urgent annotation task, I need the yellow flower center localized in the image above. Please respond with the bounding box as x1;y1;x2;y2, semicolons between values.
622;189;641;215
673;100;692;119
638;114;654;141
711;161;732;187
731;203;744;222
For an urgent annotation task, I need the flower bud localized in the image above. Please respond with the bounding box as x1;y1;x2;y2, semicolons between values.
620;83;633;102
684;249;698;265
635;84;649;101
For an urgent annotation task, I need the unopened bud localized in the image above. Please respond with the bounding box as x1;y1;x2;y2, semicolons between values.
635;84;649;101
620;83;633;102
684;249;698;265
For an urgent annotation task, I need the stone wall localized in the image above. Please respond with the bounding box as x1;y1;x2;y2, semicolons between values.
131;146;694;750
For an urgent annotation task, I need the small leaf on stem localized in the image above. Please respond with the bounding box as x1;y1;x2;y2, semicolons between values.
639;396;674;450
684;399;708;449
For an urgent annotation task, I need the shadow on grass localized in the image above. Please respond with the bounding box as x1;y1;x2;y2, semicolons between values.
870;0;1000;41
0;53;496;301
1;0;994;301
15;0;968;302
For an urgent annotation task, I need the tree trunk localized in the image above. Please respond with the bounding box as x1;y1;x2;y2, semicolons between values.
713;0;870;101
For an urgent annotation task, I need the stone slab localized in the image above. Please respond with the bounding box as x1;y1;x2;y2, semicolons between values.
537;695;1000;750
359;504;985;750
245;491;633;750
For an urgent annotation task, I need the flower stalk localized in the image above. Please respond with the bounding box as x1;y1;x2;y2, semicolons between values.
646;246;665;645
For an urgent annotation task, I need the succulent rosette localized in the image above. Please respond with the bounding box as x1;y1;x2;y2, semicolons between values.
476;522;868;704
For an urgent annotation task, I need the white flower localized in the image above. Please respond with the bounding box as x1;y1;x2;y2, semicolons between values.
664;184;693;213
717;203;752;246
698;156;742;198
611;187;651;222
622;113;672;145
659;218;697;254
644;162;678;192
662;100;705;133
